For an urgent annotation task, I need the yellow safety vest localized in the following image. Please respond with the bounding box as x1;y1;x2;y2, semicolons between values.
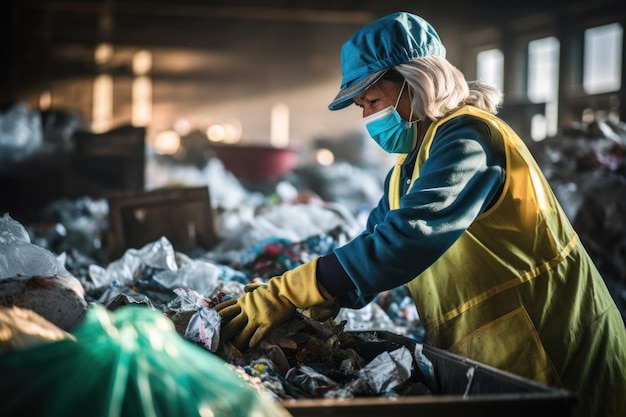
389;105;626;417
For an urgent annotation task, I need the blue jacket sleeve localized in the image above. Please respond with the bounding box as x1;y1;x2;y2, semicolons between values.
317;116;506;308
364;171;392;233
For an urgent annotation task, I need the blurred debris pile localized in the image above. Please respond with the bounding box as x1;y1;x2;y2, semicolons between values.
0;102;146;223
0;102;83;164
528;118;626;318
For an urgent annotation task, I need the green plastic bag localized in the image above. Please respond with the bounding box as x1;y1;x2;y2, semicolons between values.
0;304;291;417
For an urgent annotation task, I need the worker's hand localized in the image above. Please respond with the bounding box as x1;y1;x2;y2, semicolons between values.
214;258;333;351
242;280;340;322
299;298;340;322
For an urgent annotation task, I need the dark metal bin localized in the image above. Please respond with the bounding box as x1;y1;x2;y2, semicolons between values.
283;331;577;417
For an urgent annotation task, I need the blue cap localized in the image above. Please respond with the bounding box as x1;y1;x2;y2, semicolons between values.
328;12;446;111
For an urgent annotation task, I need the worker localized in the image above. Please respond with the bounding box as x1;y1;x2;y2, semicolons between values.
215;11;626;417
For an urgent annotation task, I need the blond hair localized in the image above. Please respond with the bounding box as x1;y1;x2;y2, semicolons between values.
393;56;503;121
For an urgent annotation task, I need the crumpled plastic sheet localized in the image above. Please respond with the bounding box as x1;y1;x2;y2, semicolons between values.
336;300;425;343
463;366;477;399
0;213;71;279
154;257;240;292
415;342;438;392
285;364;339;397
87;236;177;292
85;237;247;306
183;302;221;353
172;287;221;352
211;202;362;254
356;346;413;394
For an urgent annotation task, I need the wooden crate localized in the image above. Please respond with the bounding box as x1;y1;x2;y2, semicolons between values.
72;125;146;194
107;186;218;260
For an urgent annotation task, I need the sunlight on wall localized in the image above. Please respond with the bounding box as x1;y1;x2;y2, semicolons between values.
270;102;290;148
92;42;114;132
132;50;153;127
132;76;152;127
92;74;113;133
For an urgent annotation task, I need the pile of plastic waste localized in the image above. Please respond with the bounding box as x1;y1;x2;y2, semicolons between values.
0;210;434;411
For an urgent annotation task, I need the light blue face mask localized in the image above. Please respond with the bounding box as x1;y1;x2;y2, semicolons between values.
364;81;416;154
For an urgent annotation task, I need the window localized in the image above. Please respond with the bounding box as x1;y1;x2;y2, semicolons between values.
477;49;504;91
583;23;623;94
528;37;560;140
476;49;504;91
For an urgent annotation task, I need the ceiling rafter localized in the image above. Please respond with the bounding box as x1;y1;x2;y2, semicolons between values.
30;1;378;25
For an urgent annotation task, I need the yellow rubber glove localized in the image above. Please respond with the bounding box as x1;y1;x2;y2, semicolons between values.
242;281;340;322
298;298;340;322
214;258;332;351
